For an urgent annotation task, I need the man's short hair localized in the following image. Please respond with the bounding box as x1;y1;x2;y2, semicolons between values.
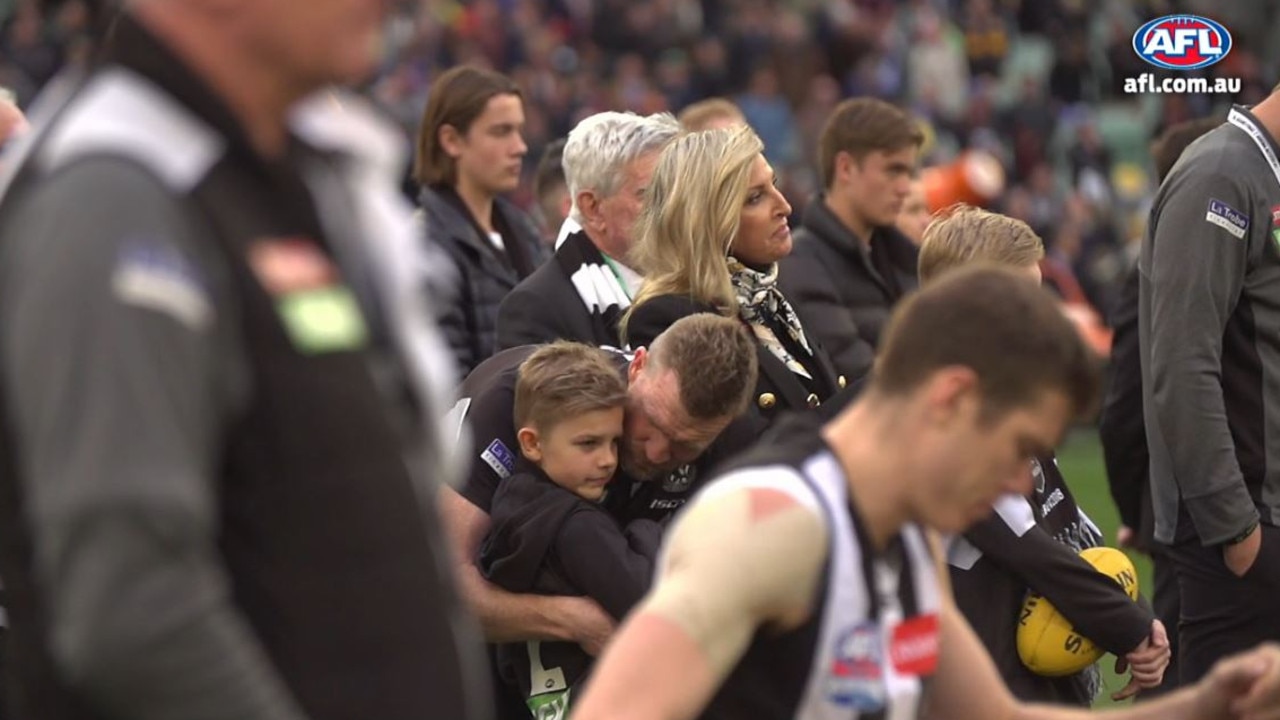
563;111;682;224
917;205;1045;285
871;266;1099;421
514;342;628;433
678;98;745;131
414;65;521;188
648;313;758;421
1151;117;1221;184
818;98;923;188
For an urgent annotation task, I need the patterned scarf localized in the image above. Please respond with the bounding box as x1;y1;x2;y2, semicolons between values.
727;257;813;379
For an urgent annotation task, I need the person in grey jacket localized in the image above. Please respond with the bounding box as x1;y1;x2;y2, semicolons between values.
414;65;546;375
1139;85;1280;684
0;3;488;720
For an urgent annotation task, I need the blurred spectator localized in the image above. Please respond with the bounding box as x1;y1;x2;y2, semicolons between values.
531;137;570;246
2;3;60;92
735;64;799;166
793;73;842;165
1048;32;1091;106
1025;161;1065;240
1103;14;1147;99
905;5;969;123
961;0;1010;79
688;36;733;99
896;177;931;245
678;96;744;131
1000;76;1057;182
1069;121;1115;205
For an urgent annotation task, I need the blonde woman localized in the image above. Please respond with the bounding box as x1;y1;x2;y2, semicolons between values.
622;126;844;425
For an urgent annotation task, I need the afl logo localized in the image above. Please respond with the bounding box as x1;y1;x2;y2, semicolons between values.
1132;15;1231;71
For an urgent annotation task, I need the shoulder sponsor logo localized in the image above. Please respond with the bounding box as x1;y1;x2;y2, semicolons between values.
1205;198;1248;239
481;438;516;479
1133;15;1231;71
111;238;213;331
249;237;367;353
248;237;338;295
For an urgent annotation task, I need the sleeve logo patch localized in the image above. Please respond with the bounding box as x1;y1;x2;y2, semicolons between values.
480;438;516;479
1205;198;1249;239
112;239;213;331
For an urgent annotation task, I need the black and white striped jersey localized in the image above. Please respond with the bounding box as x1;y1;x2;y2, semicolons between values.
698;414;943;720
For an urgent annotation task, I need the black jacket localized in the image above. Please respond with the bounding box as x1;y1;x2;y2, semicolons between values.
625;295;846;431
950;456;1153;706
480;471;661;710
1098;265;1155;548
420;185;546;374
777;197;917;379
0;17;483;720
495;229;625;350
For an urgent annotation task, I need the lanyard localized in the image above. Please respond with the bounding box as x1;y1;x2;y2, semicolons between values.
1228;107;1280;190
601;254;632;300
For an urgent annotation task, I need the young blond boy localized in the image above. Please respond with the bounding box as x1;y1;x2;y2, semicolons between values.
479;341;663;719
923;206;1168;705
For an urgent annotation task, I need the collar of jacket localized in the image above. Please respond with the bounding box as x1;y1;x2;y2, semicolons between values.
800;194;916;258
418;184;504;253
102;14;297;179
799;194;919;280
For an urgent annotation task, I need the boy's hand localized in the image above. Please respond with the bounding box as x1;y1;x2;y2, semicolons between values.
1112;620;1170;700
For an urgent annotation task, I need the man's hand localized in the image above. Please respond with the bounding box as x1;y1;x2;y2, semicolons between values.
1111;619;1170;700
557;596;616;656
1229;642;1280;720
1223;525;1262;577
1192;642;1279;720
1116;525;1136;548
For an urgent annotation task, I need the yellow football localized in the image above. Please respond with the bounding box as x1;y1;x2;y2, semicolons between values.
1015;546;1140;677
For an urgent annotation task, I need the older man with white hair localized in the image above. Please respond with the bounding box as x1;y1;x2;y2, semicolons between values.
495;110;681;350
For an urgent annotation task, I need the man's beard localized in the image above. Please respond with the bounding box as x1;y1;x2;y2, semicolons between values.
620;449;661;482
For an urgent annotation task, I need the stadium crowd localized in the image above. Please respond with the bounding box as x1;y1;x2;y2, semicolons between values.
5;0;1280;314
3;1;1280;720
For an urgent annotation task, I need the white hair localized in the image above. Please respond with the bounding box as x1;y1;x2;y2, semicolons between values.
563;111;681;224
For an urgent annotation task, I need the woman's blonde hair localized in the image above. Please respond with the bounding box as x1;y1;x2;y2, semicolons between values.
622;125;764;342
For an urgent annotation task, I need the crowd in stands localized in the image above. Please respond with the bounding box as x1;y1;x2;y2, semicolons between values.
7;4;1280;719
3;0;1278;319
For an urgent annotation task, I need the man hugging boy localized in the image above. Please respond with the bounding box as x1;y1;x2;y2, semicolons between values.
479;341;664;719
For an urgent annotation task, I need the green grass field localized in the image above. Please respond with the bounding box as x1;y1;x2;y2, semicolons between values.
1054;427;1154;708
